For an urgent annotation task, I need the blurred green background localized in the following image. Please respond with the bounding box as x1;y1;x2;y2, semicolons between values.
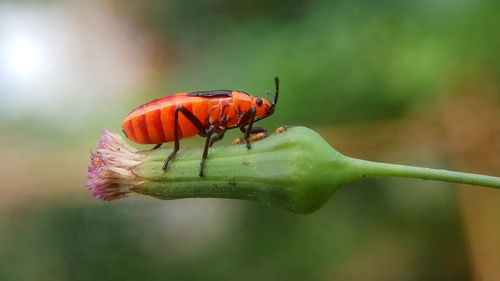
1;0;499;280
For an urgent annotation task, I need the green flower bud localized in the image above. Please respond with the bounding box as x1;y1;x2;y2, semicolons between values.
87;127;500;214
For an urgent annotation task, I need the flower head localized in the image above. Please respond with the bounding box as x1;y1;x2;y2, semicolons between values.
86;130;146;201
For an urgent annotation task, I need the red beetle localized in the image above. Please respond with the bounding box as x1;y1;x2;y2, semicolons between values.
122;77;280;176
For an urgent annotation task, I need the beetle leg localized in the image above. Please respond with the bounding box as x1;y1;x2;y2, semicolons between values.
237;113;265;133
176;105;208;137
151;143;162;150
209;132;225;147
209;124;228;147
237;106;259;149
163;107;181;171
237;108;252;128
243;106;257;149
163;105;208;171
241;126;266;134
200;124;228;176
199;126;215;177
237;108;254;133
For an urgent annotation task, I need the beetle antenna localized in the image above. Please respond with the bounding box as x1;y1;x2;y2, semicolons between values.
273;77;279;106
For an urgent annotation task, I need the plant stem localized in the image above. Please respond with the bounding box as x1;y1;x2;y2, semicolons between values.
346;157;500;188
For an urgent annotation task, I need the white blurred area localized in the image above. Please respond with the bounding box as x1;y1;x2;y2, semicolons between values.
0;2;158;129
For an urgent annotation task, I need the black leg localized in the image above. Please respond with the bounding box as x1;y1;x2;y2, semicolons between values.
237;109;252;129
163;106;181;170
209;133;225;147
243;106;257;149
177;106;208;137
162;105;207;171
151;143;162;150
199;127;215;177
237;126;266;146
238;115;265;134
208;124;228;147
246;126;267;134
237;106;260;149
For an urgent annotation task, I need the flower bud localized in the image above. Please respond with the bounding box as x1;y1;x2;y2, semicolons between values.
87;127;356;214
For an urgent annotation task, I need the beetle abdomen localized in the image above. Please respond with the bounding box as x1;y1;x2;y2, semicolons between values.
122;95;209;144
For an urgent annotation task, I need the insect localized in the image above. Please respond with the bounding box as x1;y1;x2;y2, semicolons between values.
122;77;280;176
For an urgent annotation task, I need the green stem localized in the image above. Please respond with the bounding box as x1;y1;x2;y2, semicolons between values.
346;157;500;188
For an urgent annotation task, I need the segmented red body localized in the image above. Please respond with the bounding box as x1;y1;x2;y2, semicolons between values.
122;90;272;144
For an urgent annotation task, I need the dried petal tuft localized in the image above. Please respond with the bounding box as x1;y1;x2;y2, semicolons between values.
86;130;146;200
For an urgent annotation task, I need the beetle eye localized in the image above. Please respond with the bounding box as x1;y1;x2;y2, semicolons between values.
256;97;263;106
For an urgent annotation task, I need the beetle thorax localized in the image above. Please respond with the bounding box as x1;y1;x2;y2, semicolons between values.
207;97;239;127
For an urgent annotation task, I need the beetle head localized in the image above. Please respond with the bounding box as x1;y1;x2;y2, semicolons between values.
255;77;279;121
254;95;272;117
